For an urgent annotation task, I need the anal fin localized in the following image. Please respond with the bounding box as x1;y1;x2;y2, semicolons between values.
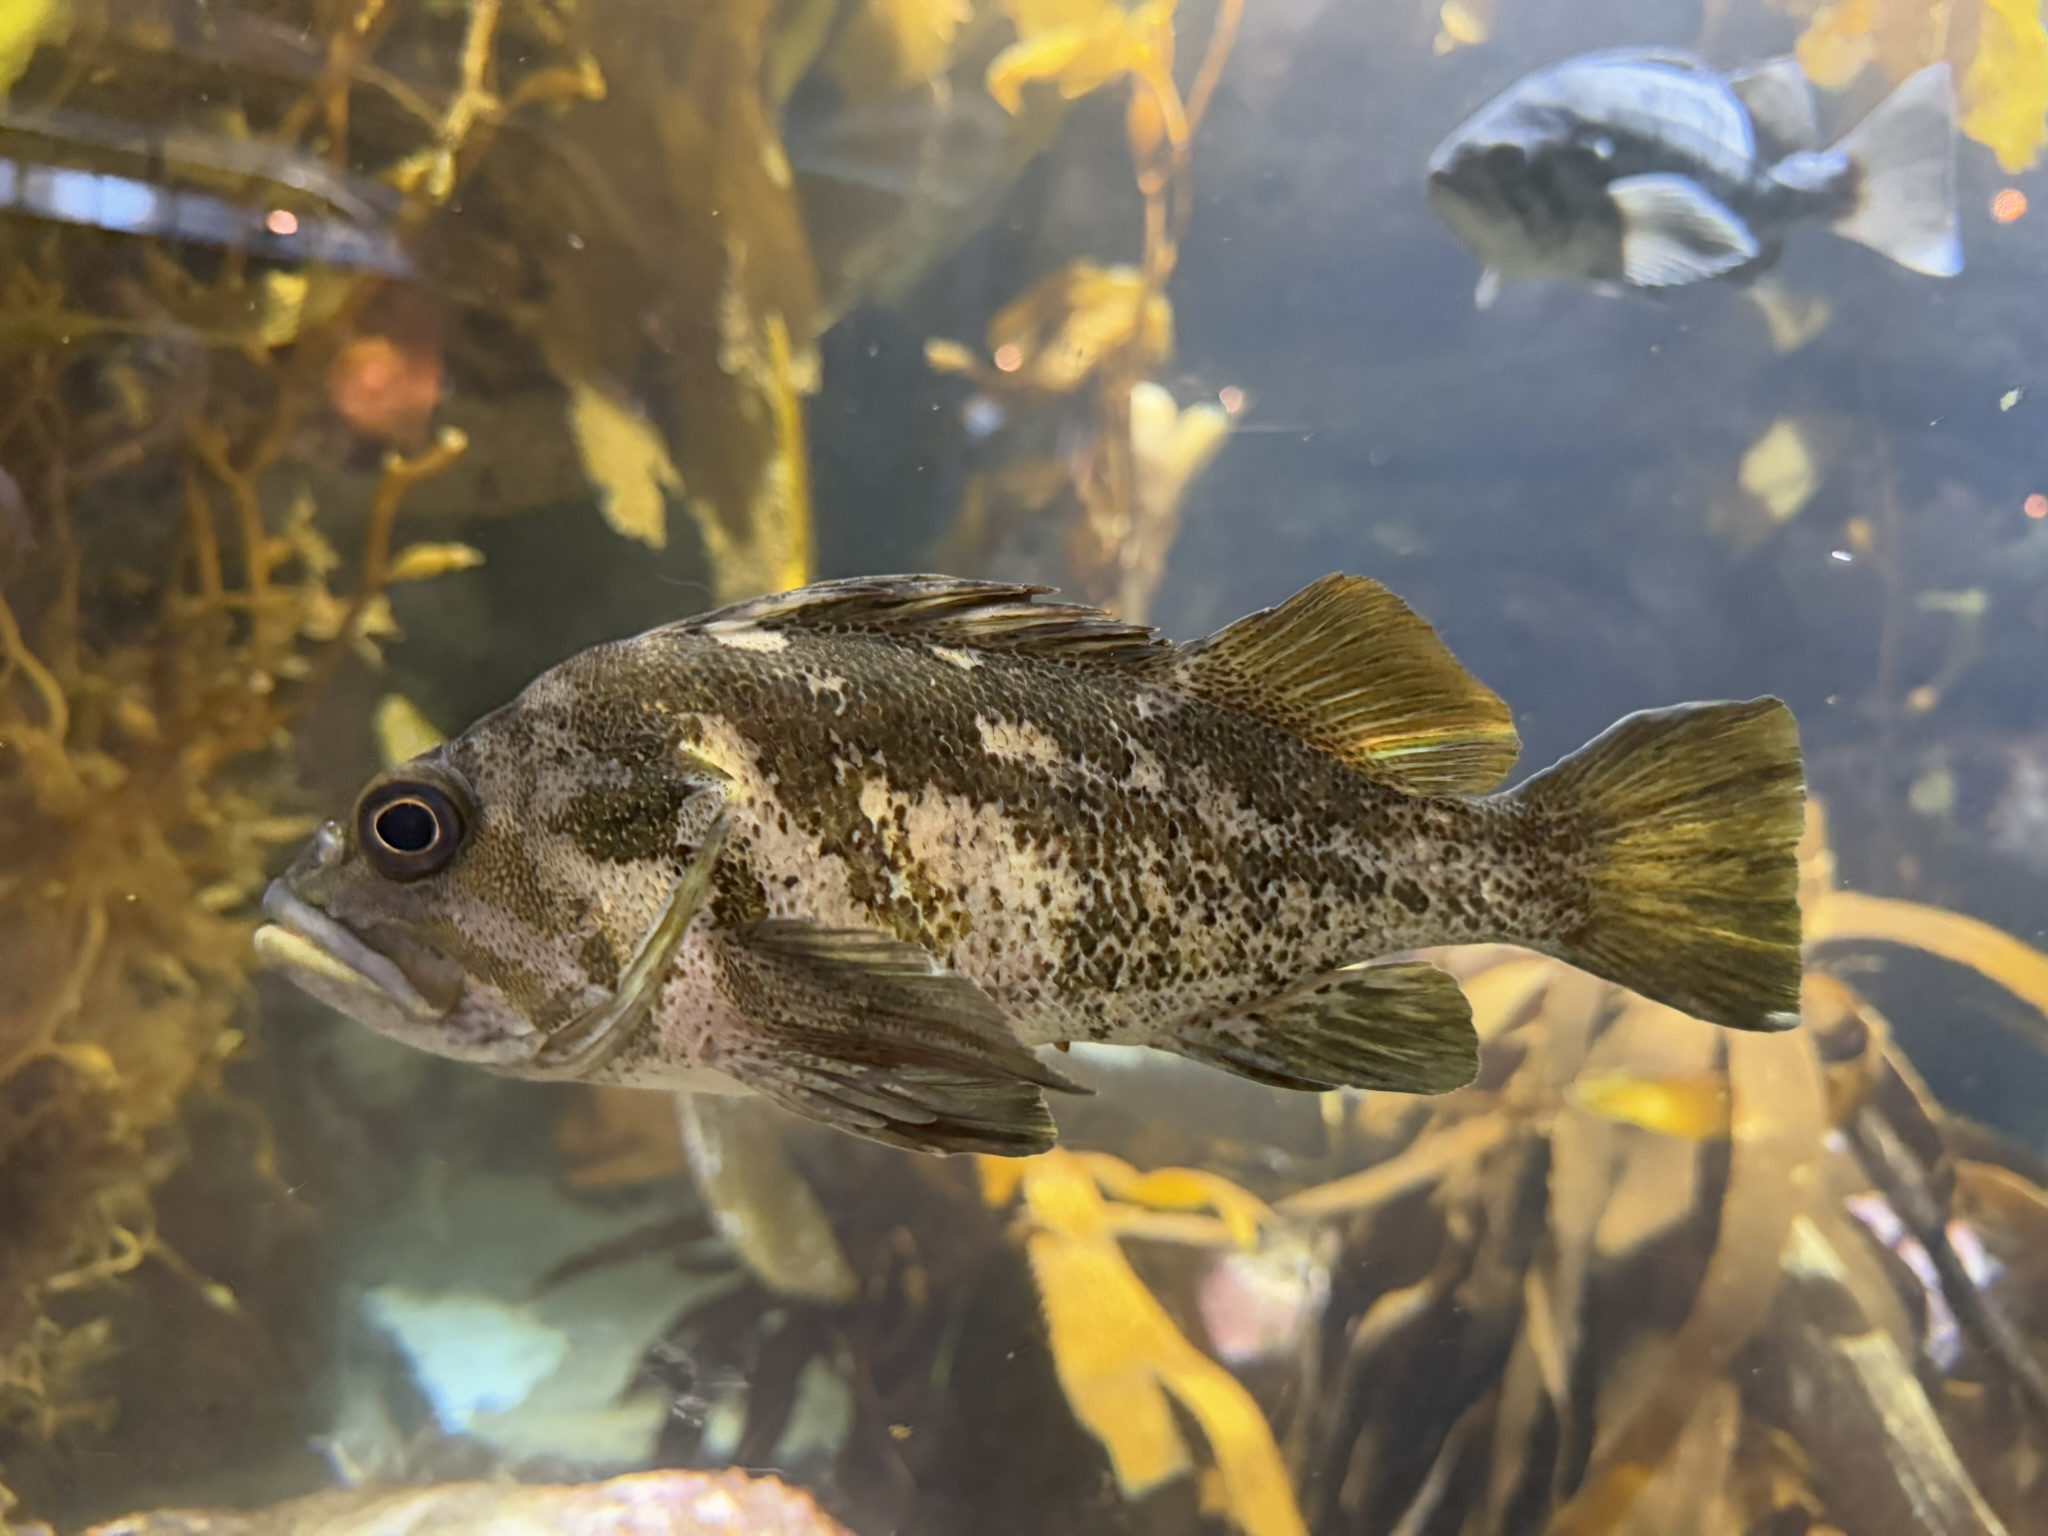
1169;961;1479;1095
713;919;1084;1156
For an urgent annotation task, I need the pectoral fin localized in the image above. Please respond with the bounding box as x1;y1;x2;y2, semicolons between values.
1168;961;1478;1095
1608;174;1758;287
712;919;1083;1156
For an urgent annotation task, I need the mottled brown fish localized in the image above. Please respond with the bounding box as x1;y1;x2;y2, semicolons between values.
255;574;1806;1156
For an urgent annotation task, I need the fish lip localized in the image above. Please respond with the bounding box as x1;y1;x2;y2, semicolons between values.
257;880;545;1068
257;879;444;1024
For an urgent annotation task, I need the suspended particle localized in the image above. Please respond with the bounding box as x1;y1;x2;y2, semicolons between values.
1991;188;2028;224
2026;492;2048;520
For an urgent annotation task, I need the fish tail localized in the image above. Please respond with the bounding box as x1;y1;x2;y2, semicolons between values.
1510;698;1806;1032
1828;62;1962;277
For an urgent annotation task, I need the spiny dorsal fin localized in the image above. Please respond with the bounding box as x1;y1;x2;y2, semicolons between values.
1167;574;1521;794
672;575;1173;668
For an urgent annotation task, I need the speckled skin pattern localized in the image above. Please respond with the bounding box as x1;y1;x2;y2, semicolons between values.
281;610;1584;1089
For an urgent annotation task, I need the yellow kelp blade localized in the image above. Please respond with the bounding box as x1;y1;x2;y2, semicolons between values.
566;380;679;549
987;24;1110;113
1074;1151;1273;1249
685;311;813;600
1455;951;1555;1041
831;0;975;99
1129;382;1234;530
1158;1346;1306;1536
1794;0;1879;91
677;1093;856;1303
0;0;68;97
985;1;1166;114
1963;0;2048;171
1794;0;2048;171
385;542;485;583
373;695;446;767
1025;1223;1196;1496
1550;1027;1829;1535
1739;418;1821;524
1806;889;2048;1048
1280;1111;1511;1221
978;260;1173;394
1435;0;1494;54
1570;1074;1732;1140
995;1151;1308;1536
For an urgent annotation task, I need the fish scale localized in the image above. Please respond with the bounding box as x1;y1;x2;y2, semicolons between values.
594;629;1528;1044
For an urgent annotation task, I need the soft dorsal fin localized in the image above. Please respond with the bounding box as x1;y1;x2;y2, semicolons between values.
1726;57;1822;158
671;575;1173;668
1167;574;1521;794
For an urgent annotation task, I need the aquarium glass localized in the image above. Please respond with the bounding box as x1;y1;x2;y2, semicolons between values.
1;1;2045;1533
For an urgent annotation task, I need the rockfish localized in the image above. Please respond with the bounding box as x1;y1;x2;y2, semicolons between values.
256;574;1806;1155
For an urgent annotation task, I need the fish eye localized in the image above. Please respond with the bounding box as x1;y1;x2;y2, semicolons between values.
357;775;468;881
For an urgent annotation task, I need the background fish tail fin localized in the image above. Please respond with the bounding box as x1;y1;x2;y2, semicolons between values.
1512;699;1805;1031
1829;62;1962;276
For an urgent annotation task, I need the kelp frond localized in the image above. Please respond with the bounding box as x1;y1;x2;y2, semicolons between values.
1790;0;2048;171
932;0;1244;620
980;1149;1308;1536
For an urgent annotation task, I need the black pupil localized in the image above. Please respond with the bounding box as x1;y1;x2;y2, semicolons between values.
374;798;440;855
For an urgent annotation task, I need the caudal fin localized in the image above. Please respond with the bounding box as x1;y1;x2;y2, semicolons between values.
1831;63;1962;277
1513;699;1806;1031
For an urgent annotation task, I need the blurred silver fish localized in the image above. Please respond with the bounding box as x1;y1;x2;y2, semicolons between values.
0;105;414;276
1425;49;1961;308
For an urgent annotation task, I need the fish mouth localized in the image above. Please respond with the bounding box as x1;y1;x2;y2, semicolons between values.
254;882;543;1066
255;880;448;1024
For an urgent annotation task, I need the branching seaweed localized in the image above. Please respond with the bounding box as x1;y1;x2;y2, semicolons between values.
929;0;1244;620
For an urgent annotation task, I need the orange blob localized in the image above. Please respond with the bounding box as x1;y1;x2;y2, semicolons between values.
328;284;444;447
265;208;300;236
1992;188;2028;223
329;336;442;446
2025;492;2048;520
992;343;1024;374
